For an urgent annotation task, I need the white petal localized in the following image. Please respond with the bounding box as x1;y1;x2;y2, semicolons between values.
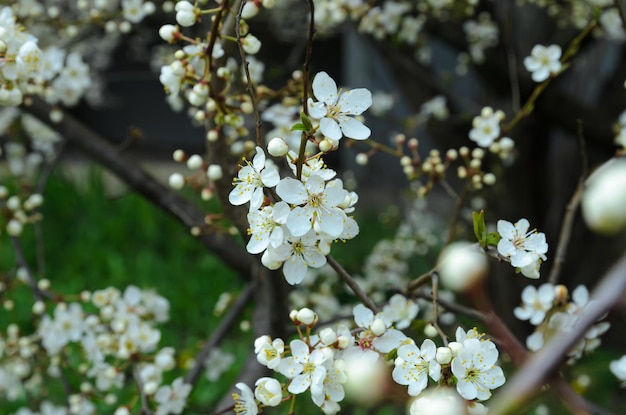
276;177;308;205
261;165;280;187
312;71;338;106
337;88;372;115
287;206;313;237
317;208;345;238
308;99;327;119
283;256;308;284
338;117;371;140
320;117;342;141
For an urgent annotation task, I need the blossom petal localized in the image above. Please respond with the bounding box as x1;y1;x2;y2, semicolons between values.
276;177;308;205
338;117;371;140
337;88;372;115
312;71;338;106
320;117;342;141
308;99;327;119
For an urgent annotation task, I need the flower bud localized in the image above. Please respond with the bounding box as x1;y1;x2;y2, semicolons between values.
435;346;452;364
186;154;203;170
370;317;387;336
437;241;487;292
424;324;438;338
448;341;463;357
582;158;626;235
206;164;223;180
168;173;185;190
319;327;337;345
296;307;317;325
268;137;289;157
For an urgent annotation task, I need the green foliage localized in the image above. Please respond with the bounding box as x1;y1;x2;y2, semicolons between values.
0;167;249;411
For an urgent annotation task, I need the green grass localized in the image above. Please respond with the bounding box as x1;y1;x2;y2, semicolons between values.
0;167;248;412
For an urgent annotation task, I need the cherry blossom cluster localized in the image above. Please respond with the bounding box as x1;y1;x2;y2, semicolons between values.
0;6;92;107
157;1;272;127
1;284;191;415
228;145;359;285
514;283;610;362
220;70;375;284
237;305;505;415
0;185;43;237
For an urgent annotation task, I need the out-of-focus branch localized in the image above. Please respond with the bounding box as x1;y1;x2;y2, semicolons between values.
548;121;588;284
184;282;256;386
22;99;252;276
489;251;626;415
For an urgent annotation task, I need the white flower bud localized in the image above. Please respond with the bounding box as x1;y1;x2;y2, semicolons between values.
267;137;289;157
241;2;259;19
7;219;23;236
319;327;337;345
371;317;387;336
32;301;45;315
173;149;185;162
159;24;178;42
261;250;282;270
206;164;223;180
337;334;351;349
424;324;438;338
296;307;317;325
7;196;20;211
175;1;196;27
448;341;463;357
186;154;203;170
582;158;626;235
143;381;158;395
0;186;7;198
242;34;261;54
206;129;219;142
241;101;253;114
168;173;185;190
437;241;487;292
435;346;452;364
319;139;333;153
114;407;130;415
355;153;368;165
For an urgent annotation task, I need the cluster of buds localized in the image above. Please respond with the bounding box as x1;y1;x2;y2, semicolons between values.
0;187;43;237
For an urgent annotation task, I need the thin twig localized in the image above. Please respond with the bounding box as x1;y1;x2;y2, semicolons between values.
296;0;315;181
10;237;51;302
443;180;469;247
133;362;154;415
430;273;448;346
326;255;379;313
235;0;263;147
548;121;588;284
184;282;256;386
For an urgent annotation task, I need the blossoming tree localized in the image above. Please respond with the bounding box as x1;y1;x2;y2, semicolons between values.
1;1;626;415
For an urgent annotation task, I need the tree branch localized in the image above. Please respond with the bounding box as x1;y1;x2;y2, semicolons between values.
22;99;252;276
489;251;626;414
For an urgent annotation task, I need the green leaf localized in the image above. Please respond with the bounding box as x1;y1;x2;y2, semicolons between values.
291;123;306;132
485;231;501;246
472;210;487;247
386;348;398;361
300;111;313;132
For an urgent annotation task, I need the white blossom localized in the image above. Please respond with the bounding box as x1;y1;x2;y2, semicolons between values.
307;71;372;141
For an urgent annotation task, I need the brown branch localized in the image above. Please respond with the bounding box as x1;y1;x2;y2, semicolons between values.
184;282;255;386
22;99;252;276
235;0;263;148
548;120;589;284
326;255;379;313
296;0;316;181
